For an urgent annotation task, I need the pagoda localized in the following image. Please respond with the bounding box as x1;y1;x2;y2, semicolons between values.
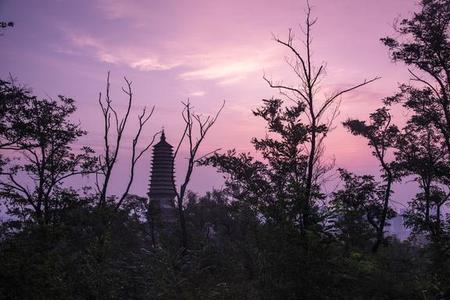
148;131;177;224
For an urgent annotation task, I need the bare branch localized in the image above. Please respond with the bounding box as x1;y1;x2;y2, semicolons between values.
272;30;309;81
97;73;155;209
173;99;225;249
408;69;441;98
263;75;309;103
116;127;158;211
317;77;380;118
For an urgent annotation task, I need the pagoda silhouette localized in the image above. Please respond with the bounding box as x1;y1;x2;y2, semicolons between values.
148;131;177;225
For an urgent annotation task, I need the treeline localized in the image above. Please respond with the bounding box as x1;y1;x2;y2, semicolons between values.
1;0;450;299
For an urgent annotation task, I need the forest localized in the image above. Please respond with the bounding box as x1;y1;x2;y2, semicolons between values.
1;0;450;299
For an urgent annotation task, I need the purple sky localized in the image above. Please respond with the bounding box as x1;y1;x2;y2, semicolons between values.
0;0;418;206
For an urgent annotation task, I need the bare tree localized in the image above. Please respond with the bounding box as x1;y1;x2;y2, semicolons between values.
173;99;224;249
96;72;156;210
263;2;379;230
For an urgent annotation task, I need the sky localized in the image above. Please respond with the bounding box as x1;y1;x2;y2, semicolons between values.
0;0;419;206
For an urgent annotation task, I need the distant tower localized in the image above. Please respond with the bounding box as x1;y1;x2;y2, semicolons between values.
148;131;177;224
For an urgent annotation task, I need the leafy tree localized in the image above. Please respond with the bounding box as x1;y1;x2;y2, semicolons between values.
205;98;319;233
0;79;32;149
207;3;378;236
330;169;393;252
381;0;450;175
382;0;450;159
0;83;96;226
262;3;378;231
395;122;449;239
381;1;450;293
0;199;154;300
343;107;399;252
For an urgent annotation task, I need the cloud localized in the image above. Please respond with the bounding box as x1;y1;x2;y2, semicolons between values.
65;31;278;86
188;90;206;97
131;58;179;71
60;1;283;84
179;48;278;85
70;34;119;63
180;60;260;81
61;4;283;87
67;33;179;71
94;0;144;20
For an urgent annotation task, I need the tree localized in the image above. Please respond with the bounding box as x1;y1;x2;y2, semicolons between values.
262;2;379;231
343;107;399;252
173;99;224;249
381;1;450;291
330;169;391;252
0;79;32;149
0;79;32;177
207;3;378;237
206;98;313;230
0;84;96;226
96;72;156;210
381;0;450;162
395;122;449;239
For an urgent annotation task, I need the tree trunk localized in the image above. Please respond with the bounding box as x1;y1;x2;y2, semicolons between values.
372;174;392;253
177;197;188;250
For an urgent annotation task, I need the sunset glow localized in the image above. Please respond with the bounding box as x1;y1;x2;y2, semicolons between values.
1;0;416;199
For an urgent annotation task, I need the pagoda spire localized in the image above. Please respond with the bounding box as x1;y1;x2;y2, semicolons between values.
160;128;166;142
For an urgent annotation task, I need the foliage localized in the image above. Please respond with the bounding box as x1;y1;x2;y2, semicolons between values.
330;169;394;252
204;97;324;234
2;0;450;299
0;82;96;226
343;108;399;252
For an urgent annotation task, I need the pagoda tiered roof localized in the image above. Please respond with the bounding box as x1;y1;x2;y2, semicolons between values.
148;131;177;198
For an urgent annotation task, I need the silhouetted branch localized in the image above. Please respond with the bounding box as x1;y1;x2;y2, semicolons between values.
408;69;440;97
317;77;380;119
263;1;379;232
174;99;225;249
97;72;156;209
